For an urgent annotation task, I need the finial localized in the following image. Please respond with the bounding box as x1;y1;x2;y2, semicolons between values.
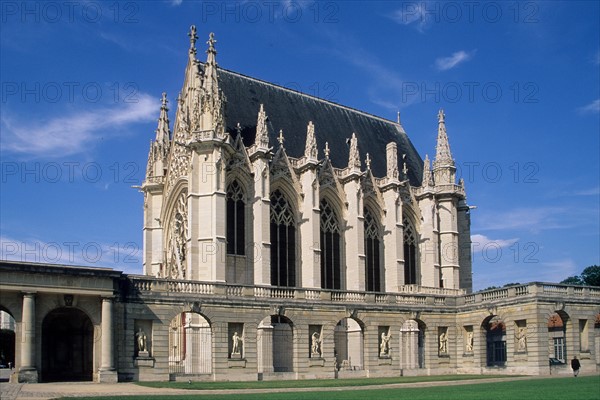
397;111;401;125
188;25;198;53
365;153;371;169
402;153;408;177
161;92;168;109
236;122;242;136
278;129;285;145
438;109;445;123
324;142;330;158
207;32;217;54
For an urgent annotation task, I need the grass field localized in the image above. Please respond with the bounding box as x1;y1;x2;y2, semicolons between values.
58;376;600;400
137;374;518;390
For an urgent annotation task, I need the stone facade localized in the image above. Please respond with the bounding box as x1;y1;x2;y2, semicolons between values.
0;28;599;383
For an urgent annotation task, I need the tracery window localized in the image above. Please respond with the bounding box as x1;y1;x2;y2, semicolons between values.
403;217;418;285
320;199;341;289
226;180;245;255
364;208;381;292
270;190;296;287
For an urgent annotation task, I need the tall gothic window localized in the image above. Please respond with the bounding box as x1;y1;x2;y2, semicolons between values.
226;180;245;255
320;199;341;289
364;208;381;292
270;190;296;287
403;217;418;285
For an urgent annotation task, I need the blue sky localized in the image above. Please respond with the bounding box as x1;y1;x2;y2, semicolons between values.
1;1;598;290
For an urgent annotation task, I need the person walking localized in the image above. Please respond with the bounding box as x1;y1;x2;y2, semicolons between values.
570;356;581;377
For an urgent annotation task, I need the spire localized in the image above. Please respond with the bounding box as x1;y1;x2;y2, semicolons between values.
397;111;401;125
348;132;361;170
433;109;457;185
277;129;285;147
256;104;269;148
188;25;198;58
155;92;171;148
304;121;318;160
365;153;371;170
434;109;454;165
422;154;434;187
324;142;330;158
202;32;219;97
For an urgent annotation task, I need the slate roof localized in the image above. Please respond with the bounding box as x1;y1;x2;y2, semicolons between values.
209;64;424;186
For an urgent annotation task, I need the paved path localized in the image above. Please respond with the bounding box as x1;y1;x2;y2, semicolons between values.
1;374;594;400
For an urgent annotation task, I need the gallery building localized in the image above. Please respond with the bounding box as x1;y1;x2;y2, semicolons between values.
1;28;599;383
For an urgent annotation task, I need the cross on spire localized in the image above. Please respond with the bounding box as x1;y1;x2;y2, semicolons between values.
207;32;217;54
365;153;371;169
278;129;285;146
324;142;330;158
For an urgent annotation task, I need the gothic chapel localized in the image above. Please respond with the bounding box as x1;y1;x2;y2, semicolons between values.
1;27;598;384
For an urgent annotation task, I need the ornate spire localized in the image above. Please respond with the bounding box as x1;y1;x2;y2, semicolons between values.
434;109;453;165
202;32;219;98
324;142;330;158
188;25;198;57
348;132;361;170
256;104;269;148
422;154;434;187
433;109;457;185
277;129;285;146
155;92;171;148
206;32;217;65
304;121;318;160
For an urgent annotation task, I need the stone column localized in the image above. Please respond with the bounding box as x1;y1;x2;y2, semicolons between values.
257;322;274;374
18;293;38;383
98;297;117;382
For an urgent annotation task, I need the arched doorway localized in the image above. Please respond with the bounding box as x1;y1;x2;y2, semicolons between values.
334;317;364;370
257;315;294;373
483;316;506;367
41;308;93;382
548;312;568;363
168;312;212;376
0;310;16;372
400;319;426;369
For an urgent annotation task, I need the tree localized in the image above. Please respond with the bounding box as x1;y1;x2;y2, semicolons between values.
580;265;600;286
560;265;600;287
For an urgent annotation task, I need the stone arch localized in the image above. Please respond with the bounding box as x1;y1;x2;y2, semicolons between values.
168;311;212;376
547;310;569;363
400;318;426;369
334;316;365;371
0;308;16;370
257;314;294;374
41;307;94;382
481;315;507;367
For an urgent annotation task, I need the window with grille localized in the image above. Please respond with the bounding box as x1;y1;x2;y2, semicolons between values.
320;199;341;289
403;217;418;284
364;208;381;292
553;337;566;362
226;180;245;255
270;190;296;287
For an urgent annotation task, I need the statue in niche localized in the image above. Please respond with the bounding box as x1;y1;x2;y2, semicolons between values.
516;327;527;352
380;332;391;356
232;331;243;355
466;331;474;352
136;328;148;353
439;330;448;353
311;332;321;356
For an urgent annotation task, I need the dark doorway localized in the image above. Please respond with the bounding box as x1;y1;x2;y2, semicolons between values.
42;308;93;382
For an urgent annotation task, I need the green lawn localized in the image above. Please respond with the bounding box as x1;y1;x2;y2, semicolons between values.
59;376;600;400
136;374;517;390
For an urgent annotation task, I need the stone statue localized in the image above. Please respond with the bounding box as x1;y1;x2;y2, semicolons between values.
136;328;147;353
232;331;243;354
439;330;448;353
380;332;391;356
516;327;527;352
466;331;473;352
311;332;321;356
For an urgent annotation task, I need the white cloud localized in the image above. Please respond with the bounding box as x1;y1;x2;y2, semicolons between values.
1;93;157;157
475;206;568;233
471;234;519;249
435;50;473;71
573;186;600;196
171;0;183;5
578;99;600;114
389;3;432;33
